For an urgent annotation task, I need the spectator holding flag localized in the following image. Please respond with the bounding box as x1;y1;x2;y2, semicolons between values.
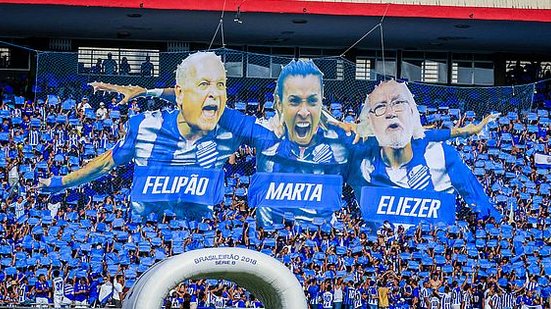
64;277;75;306
112;275;124;307
98;275;113;307
344;280;356;309
306;278;321;309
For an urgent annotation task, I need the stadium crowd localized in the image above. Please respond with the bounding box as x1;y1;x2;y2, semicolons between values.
0;77;550;309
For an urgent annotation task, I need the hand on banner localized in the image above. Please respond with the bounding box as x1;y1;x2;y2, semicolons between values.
37;176;65;194
321;109;361;144
453;113;500;137
89;82;147;105
265;111;285;138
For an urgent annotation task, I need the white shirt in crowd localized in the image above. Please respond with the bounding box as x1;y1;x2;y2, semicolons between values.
334;286;343;303
113;281;123;301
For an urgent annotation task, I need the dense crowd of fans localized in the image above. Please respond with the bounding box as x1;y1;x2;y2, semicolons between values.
0;77;550;309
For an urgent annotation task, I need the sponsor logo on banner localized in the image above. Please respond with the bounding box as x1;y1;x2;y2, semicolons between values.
131;165;224;205
360;186;456;225
248;172;342;210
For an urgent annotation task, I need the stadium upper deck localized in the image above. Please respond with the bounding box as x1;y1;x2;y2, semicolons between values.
1;0;551;20
1;0;551;55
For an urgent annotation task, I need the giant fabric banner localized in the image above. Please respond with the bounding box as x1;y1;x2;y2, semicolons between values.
360;186;456;225
248;172;342;210
130;165;225;205
43;52;503;229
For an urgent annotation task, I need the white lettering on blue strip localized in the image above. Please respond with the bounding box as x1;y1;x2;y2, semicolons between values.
142;175;210;196
265;182;323;202
376;195;441;218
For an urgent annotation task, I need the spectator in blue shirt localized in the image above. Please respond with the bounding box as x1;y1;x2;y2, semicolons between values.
35;274;50;306
74;277;89;307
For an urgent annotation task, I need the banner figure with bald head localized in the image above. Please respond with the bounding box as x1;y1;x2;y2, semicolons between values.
40;52;243;220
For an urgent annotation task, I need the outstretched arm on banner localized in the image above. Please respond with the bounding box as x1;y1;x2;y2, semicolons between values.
39;108;140;193
91;82;287;139
451;113;499;138
89;82;176;104
444;144;502;221
326;112;499;143
38;150;116;193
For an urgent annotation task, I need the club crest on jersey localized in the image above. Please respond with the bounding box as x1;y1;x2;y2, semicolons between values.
407;165;430;190
196;141;219;168
312;143;333;163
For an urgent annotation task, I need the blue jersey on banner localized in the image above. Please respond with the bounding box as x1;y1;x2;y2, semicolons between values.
112;110;240;168
347;137;500;222
360;186;456;225
220;109;351;174
219;108;352;225
111;110;242;219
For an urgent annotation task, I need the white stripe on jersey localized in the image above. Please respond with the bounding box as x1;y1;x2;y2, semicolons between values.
501;293;515;308
463;291;472;308
29;131;40;146
19;284;27;302
420;288;430;308
368;287;378;305
345;287;356;304
441;293;452;309
424;142;453;193
452;288;462;304
353;290;362;308
135;113;164;166
172;138;201;166
491;294;501;308
65;283;73;298
527;282;538;291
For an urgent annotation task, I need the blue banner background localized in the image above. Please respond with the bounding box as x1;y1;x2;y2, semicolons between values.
130;166;224;205
248;172;343;210
360;186;456;225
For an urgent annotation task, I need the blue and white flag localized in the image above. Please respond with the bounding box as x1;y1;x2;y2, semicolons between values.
98;284;113;305
360;186;456;225
248;172;342;210
130;165;224;205
535;153;551;169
